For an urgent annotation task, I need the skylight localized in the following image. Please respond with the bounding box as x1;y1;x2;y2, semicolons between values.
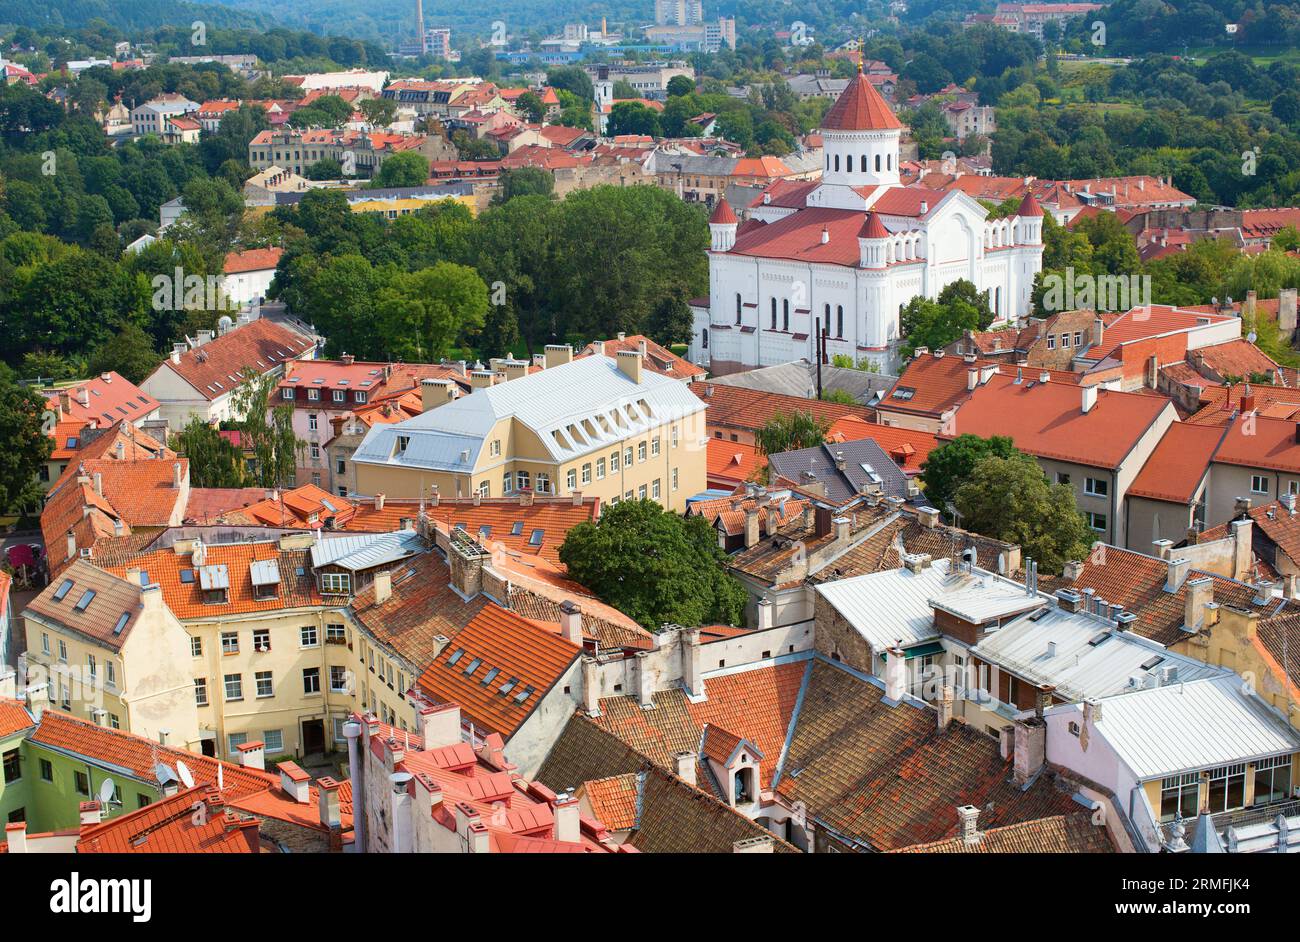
113;612;131;635
447;648;465;666
53;579;74;601
892;386;916;401
510;522;523;536
74;589;96;611
499;676;519;696
463;657;481;675
528;529;544;546
481;667;500;686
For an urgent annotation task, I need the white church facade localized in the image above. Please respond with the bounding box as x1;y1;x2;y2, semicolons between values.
687;70;1044;375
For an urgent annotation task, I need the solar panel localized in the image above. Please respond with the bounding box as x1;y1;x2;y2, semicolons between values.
53;579;74;601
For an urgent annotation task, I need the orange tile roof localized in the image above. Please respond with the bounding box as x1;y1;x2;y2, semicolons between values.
43;373;159;430
882;352;999;419
223;246;284;274
24;560;149;652
826;416;938;473
706;439;766;487
416;603;581;739
578;335;706;380
947;373;1173;469
821;72;902;131
227;483;356;529
1087;306;1234;362
1127;422;1227;503
691;380;872;433
1188;339;1283;382
581;773;639;830
1213;413;1300;475
1186;383;1300;425
0;698;34;740
156;319;313;401
77;787;261;853
686;661;805;790
891;811;1113;853
102;541;322;620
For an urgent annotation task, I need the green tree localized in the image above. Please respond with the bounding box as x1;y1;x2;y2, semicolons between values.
86;323;160;385
953;455;1089;574
919;434;1028;517
755;410;829;456
515;91;545;123
172;418;247;488
230;369;302;488
368;151;430;189
492;167;554;205
376;262;489;362
558;499;748;631
667;75;695;98
0;372;53;511
359;97;397;127
304;157;345;180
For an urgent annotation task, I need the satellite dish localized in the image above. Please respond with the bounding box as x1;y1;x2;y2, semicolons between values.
176;760;195;789
98;777;117;804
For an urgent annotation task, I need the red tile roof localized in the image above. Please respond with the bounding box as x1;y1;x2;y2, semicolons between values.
947;373;1173;469
821;72;902;131
154;319;313;401
43;373;159;430
223;247;284;275
1126;422;1227;503
580;773;639;830
1087;306;1234;363
827;415;938;473
77;787;261;853
1018;192;1043;217
881;352;998;420
691;380;873;434
861;211;888;238
1213;413;1300;475
415;603;581;739
1188;339;1283;382
0;698;34;740
686;661;805;789
709;199;737;224
706;439;767;487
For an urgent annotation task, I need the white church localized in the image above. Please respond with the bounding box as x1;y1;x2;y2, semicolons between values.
687;69;1044;375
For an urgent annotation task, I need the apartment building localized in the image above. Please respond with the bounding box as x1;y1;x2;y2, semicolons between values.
247;128;456;178
351;348;709;513
130;93;198;137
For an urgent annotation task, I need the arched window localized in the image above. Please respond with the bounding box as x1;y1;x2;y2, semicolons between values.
825;153;830;171
823;303;830;331
860;154;867;172
837;305;844;338
702;328;709;349
887;154;893;170
735;293;742;325
782;299;789;332
770;298;777;329
875;154;881;172
833;154;840;172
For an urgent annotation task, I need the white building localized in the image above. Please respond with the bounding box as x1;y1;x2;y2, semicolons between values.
130;94;199;137
688;72;1043;375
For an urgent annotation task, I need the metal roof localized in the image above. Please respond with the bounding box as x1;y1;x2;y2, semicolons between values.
309;531;425;573
972;605;1225;702
815;557;963;651
249;559;281;587
1050;675;1300;780
353;355;707;472
768;438;909;504
198;564;229;591
927;576;1047;625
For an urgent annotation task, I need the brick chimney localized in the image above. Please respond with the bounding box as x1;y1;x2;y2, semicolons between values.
559;600;584;645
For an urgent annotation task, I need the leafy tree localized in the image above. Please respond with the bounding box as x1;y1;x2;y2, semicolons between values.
547;66;594;105
359;97;397;127
172;418;247;488
86;323;160;385
920;434;1028;519
820;388;858;405
492;167;554;205
287;94;353;129
304;157;345;180
667;75;695;98
230;369;302;488
607;102;661;138
0;372;53;511
954;455;1089;574
755;410;829;457
558;499;748;631
899;296;975;359
368;151;430;189
515;91;544;124
612;79;638;99
376;262;489;362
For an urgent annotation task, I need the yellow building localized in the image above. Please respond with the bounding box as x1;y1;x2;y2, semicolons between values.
349;348;710;513
339;182;478;218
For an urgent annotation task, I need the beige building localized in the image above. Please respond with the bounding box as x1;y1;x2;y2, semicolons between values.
350;349;709;513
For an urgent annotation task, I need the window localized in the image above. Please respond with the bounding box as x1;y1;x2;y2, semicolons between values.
190;636;202;658
503;471;513;495
529;529;544;547
1253;755;1292;806
307;388;320;401
1084;477;1108;497
105;661;115;688
281;388;294;400
255;671;274;699
837;305;844;338
735;293;742;325
1074;331;1083;346
1055;472;1070;486
221;631;239;655
253;628;270;652
2;749;19;783
53;579;73;601
596;457;606;479
671;426;679;449
611;451;620;472
536;473;550;494
310;444;320;460
300;625;319;648
194;678;208;706
326;623;346;644
770;298;777;330
782;299;789;332
332;390;345;403
651;437;660;457
652;478;661;500
490;439;501;457
303;667;321;695
1046;335;1056;350
355;391;367;404
1061;333;1071;348
330;666;350;693
516;470;530;492
87;654;96;679
224;673;243;701
566;469;577;490
40;759;52;782
638;485;648;500
228;732;247;755
321;572;351;594
263;729;284;753
75;771;90;796
625;447;634;466
581;463;592;485
41;633;49;655
1206;764;1246;814
1086;512;1107;532
638;442;647;462
74;589;96;611
1251;475;1270;494
308;413;319;431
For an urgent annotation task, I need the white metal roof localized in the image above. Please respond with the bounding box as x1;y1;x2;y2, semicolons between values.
814;557;962;651
352;355;707;472
972;606;1225;702
1051;675;1300;780
309;531;425;573
928;575;1045;624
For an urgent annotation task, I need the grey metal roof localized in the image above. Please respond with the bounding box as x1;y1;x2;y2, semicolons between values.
309;531;425;572
768;439;908;504
814;558;962;651
353;355;707;473
971;605;1225;702
1049;675;1300;781
710;361;896;404
249;559;281;587
198;564;229;590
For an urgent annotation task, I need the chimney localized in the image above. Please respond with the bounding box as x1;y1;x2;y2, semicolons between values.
559;600;584;645
956;805;980;845
503;360;529;382
374;493;386;511
967;366;979;391
616;349;643;384
1245;290;1257;318
1151;538;1173;560
937;685;954;729
998;724;1014;760
1231;518;1253;582
373;569;392;605
884;644;907;700
65;529;76;561
682;628;704;700
544;344;573;369
1081;384;1098;414
173;461;183;489
58;389;71;415
756;596;774;630
916;506;940;528
79;800;103;827
1282;493;1297;516
1184;576;1213;633
421;378;456;411
1279;287;1298;335
317;776;342;832
673;751;697;787
277;761;311;804
733;836;774;853
92;471;103;495
470;370;496;390
582;656;602;715
832;515;851;544
744;508;760;548
76;387;90;408
4;822;27;854
1241;383;1256;414
1166;557;1191;592
554;792;581;843
418;699;462;749
1092;317;1104;348
1011;716;1046;785
236;740;266;770
114;440;125;460
636;651;655;708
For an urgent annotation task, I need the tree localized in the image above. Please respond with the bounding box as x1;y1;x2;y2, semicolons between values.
920;434;1028;519
558;499;748;631
667;75;695;98
230;369;302;488
547;67;594;105
172;418;247;488
376;262;489;362
86;323;160;385
0;372;53;511
368;151;430;189
359;97;397;127
515;91;544;124
755;410;829;457
304;157;345;180
899;296;978;359
954;455;1089;574
607;102;661;138
492;167;554;205
612;79;638;99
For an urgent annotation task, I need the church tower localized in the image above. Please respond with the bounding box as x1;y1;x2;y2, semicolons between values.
819;68;902;189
